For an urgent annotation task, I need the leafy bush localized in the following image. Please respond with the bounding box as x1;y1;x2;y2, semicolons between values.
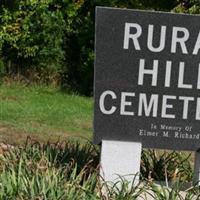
0;139;198;199
0;139;100;199
141;150;193;183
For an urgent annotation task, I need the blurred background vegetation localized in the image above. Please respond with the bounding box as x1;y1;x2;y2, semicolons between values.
0;0;200;96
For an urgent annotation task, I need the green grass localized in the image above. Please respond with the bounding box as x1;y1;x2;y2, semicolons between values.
0;83;93;144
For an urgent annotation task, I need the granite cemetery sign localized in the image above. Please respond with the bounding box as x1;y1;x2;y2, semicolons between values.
94;7;200;151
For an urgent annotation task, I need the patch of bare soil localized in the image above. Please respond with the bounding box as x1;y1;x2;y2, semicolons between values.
0;124;75;146
0;95;22;102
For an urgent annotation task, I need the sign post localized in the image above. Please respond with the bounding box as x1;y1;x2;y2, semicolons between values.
100;140;142;186
94;7;200;186
194;151;200;185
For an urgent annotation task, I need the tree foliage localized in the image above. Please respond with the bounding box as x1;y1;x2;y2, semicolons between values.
0;0;65;80
173;0;200;13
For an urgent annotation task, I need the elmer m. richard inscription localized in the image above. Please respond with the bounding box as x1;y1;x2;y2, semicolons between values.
94;7;200;151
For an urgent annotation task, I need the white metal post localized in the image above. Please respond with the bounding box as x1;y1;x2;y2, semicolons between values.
100;140;142;188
